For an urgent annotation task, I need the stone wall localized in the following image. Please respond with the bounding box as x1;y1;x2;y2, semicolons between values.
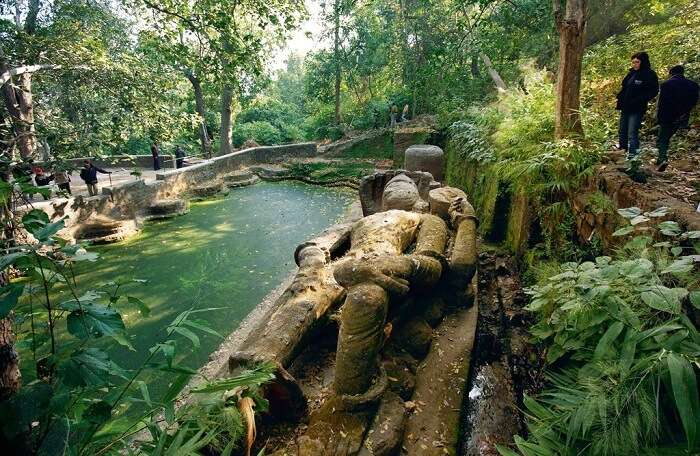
64;155;175;169
35;143;318;239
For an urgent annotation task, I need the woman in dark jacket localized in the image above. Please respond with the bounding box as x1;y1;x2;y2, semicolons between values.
615;52;659;159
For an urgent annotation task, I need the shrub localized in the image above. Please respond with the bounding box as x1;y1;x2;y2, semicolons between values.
500;208;700;456
232;121;282;147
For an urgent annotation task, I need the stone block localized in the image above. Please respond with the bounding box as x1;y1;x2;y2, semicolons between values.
405;145;444;182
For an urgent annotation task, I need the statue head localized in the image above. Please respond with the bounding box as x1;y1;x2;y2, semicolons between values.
294;242;328;267
381;174;420;211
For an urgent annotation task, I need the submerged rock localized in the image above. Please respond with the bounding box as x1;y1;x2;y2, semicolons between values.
222;169;260;188
145;199;188;220
189;181;224;198
73;217;139;244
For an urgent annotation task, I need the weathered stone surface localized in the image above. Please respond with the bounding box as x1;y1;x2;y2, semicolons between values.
222;168;260;188
401;303;478;456
393;318;433;359
382;356;416;401
189;181;224;198
73;217;139;244
404;145;444;182
423;297;446;327
145;199;188;220
429;186;468;220
359;392;407;456
382;174;420;211
360;170;434;216
295;396;376;455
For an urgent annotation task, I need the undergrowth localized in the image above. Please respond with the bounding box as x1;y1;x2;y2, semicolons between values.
499;207;700;456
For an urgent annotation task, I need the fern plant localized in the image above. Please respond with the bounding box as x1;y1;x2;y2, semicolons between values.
502;207;700;455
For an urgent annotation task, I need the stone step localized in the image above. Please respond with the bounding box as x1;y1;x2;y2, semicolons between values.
227;175;260;188
222;169;256;183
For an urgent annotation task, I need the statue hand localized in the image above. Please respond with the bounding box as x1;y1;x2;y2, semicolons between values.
334;257;412;296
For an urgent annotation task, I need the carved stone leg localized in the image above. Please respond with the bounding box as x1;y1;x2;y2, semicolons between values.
334;283;389;397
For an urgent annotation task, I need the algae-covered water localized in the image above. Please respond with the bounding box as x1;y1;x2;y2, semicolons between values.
72;181;353;392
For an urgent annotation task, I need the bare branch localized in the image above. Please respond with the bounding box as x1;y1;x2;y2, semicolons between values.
1;65;60;86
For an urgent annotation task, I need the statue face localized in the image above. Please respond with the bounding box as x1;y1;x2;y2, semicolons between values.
297;244;327;267
382;174;419;211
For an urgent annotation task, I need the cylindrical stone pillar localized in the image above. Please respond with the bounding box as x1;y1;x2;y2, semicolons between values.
404;145;445;182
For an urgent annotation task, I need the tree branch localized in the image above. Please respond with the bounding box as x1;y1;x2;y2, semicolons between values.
0;65;89;87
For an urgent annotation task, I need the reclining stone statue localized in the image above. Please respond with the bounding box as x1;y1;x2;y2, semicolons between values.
225;170;478;454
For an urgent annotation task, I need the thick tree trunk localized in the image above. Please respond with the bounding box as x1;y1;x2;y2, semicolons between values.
0;313;20;401
480;53;507;92
1;56;37;160
553;0;587;138
333;0;341;125
219;85;234;156
185;71;212;158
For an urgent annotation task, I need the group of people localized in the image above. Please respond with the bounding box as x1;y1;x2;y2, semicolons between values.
616;51;699;172
29;160;111;198
151;143;187;171
390;104;411;127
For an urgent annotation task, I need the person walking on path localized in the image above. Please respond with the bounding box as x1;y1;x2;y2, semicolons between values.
655;65;699;171
151;142;161;171
390;104;398;128
54;168;71;195
79;160;111;196
33;168;54;200
175;145;186;169
401;104;410;122
615;52;659;160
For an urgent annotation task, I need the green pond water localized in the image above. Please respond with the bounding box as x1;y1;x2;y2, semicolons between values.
63;181;353;395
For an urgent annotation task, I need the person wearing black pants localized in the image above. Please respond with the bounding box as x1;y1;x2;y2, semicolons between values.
655;65;699;171
615;52;659;160
151;142;161;171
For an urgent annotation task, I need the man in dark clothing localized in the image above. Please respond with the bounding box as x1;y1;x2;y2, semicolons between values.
175;145;186;169
79;160;111;196
655;65;699;171
151;143;161;171
616;52;659;159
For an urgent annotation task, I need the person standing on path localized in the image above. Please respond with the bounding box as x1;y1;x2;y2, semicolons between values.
79;160;111;196
615;52;659;160
151;142;161;171
175;145;186;169
54;168;72;195
390;104;398;128
401;104;410;122
655;65;699;171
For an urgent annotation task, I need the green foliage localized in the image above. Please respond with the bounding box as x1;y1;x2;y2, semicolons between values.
282;161;375;182
0;208;274;454
583;0;700;127
232;121;283;147
447;67;606;254
506;209;700;455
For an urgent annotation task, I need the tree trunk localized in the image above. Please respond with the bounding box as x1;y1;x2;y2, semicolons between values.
333;0;341;125
185;71;212;158
219;85;234;156
480;53;507;92
470;55;480;78
0;313;20;401
553;0;587;139
1;53;37;160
